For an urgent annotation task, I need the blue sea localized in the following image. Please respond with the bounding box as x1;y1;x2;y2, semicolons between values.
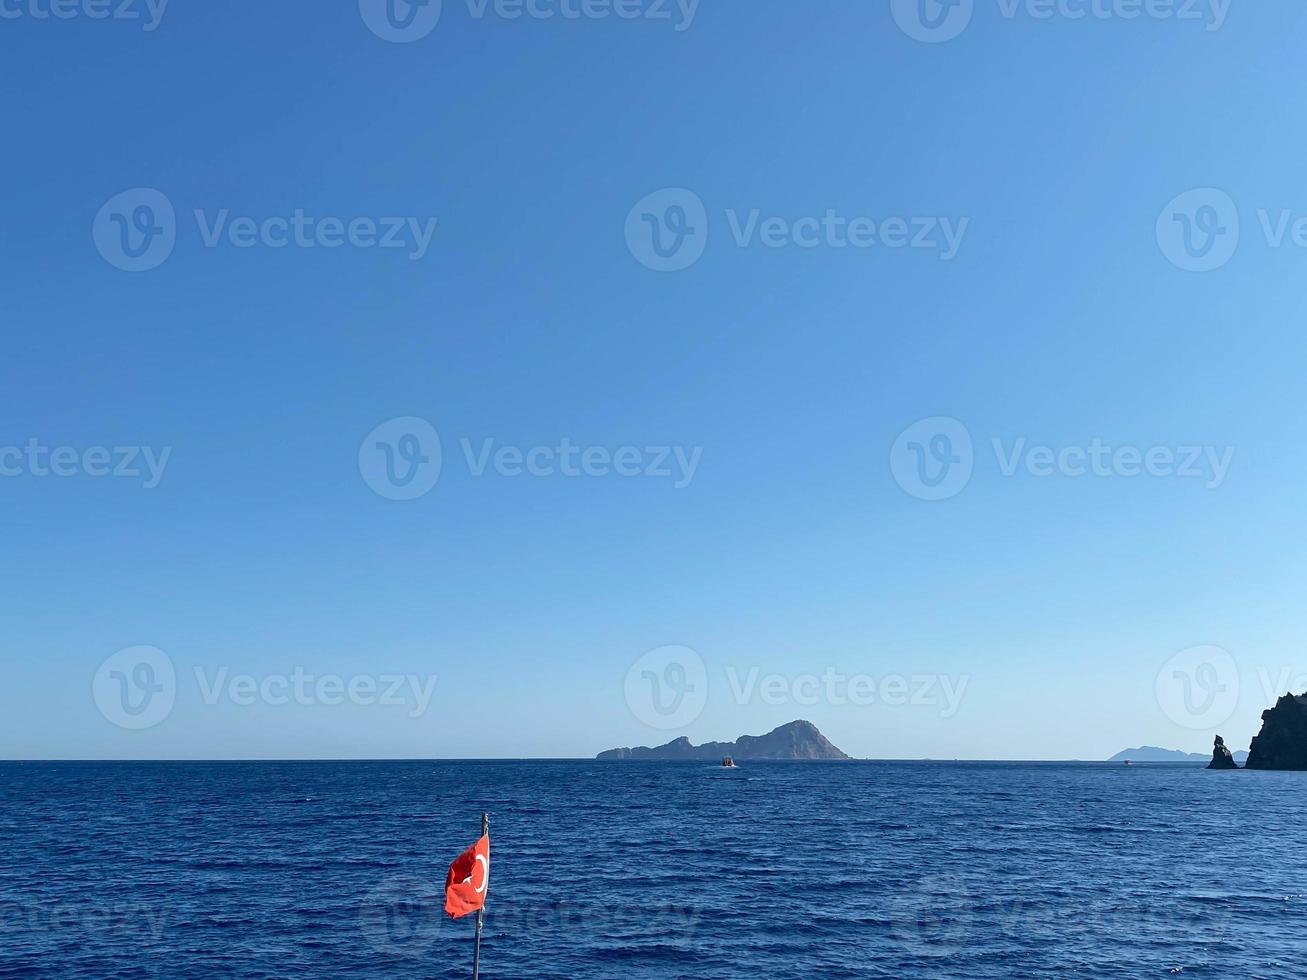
2;760;1305;979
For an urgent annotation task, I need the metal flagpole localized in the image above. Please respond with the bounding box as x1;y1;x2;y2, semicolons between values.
472;812;488;980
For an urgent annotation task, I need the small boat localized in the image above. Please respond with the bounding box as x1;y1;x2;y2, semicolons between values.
721;756;737;768
1123;760;1132;766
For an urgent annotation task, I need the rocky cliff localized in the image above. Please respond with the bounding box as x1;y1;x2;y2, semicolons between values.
1245;693;1307;770
597;720;851;761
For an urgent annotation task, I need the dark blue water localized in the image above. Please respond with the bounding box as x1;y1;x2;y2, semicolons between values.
3;761;1305;978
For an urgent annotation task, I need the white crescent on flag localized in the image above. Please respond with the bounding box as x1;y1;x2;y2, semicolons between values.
473;853;489;894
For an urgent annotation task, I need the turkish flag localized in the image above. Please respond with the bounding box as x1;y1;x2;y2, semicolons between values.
444;833;490;919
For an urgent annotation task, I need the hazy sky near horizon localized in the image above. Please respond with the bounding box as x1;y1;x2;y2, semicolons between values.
5;1;1307;760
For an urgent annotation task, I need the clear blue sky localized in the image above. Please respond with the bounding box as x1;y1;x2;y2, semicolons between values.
5;1;1307;760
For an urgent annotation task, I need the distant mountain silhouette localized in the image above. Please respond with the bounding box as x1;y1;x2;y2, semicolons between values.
1108;745;1247;764
597;720;850;761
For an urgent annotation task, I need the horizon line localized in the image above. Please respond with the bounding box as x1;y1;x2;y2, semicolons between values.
0;756;1207;764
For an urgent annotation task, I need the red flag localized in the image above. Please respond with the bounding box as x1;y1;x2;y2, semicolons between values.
444;833;490;919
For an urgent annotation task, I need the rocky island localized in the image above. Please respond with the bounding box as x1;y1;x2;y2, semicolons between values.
1245;693;1307;770
1207;735;1239;770
597;720;850;761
